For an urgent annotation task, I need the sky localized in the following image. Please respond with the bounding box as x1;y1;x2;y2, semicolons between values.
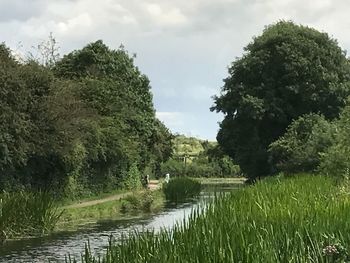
1;0;350;141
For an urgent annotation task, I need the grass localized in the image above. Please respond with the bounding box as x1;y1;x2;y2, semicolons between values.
162;177;201;203
68;174;350;263
0;191;62;241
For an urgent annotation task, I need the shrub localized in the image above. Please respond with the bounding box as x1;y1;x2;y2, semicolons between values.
269;113;334;174
319;105;350;177
122;163;142;190
120;191;155;213
160;159;184;177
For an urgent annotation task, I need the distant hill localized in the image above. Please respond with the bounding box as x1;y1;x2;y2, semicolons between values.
172;135;216;157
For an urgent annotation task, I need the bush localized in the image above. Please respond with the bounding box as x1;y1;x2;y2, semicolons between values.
319;105;350;177
160;159;184;177
122;163;142;190
269;114;334;174
120;191;155;213
162;177;201;203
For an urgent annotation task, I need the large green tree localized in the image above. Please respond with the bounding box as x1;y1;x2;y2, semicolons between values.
53;40;172;190
212;21;350;180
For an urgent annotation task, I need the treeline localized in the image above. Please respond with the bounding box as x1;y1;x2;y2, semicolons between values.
161;135;241;178
212;21;350;181
0;40;172;198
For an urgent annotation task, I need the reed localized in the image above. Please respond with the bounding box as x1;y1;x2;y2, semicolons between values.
162;177;201;203
0;191;62;241
68;175;350;263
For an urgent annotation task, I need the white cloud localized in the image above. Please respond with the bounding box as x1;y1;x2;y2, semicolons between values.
145;3;187;26
57;13;92;34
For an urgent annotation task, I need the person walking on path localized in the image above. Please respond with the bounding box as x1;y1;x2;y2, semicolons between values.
165;173;170;183
142;174;150;188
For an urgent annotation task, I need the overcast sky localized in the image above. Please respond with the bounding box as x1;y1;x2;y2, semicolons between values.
1;0;350;140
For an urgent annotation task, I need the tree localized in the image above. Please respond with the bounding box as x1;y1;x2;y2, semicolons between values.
53;40;166;189
212;21;350;180
0;44;32;173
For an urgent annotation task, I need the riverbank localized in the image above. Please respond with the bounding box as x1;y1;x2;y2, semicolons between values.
197;177;246;185
0;182;163;242
57;178;238;230
73;174;350;263
57;187;164;231
56;177;243;231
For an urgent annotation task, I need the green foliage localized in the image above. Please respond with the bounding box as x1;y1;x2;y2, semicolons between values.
212;21;350;180
122;163;142;190
162;135;241;178
0;191;62;241
162;177;201;203
70;175;350;263
120;191;155;213
161;157;241;178
319;105;350;177
0;45;46;173
160;159;184;177
269;113;335;173
0;40;173;199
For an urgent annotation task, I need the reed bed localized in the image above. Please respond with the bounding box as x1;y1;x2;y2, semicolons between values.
162;177;201;203
69;175;350;263
0;191;62;241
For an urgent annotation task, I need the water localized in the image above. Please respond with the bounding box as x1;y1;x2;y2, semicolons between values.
0;184;240;262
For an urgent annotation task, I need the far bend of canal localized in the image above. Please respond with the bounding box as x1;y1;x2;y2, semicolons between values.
0;183;242;263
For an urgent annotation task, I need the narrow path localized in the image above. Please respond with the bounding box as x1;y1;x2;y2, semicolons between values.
63;180;160;209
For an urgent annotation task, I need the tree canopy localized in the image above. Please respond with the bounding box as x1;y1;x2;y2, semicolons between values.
0;40;173;196
212;21;350;180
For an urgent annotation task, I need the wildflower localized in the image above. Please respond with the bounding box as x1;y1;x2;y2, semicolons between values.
323;245;339;256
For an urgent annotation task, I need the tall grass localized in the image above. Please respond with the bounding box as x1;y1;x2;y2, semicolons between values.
162;177;201;203
68;175;350;262
0;191;62;241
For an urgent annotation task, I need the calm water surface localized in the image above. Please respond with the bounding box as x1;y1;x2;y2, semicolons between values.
0;184;240;262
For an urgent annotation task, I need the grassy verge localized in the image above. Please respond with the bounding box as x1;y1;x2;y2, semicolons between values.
70;174;350;263
57;190;165;231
